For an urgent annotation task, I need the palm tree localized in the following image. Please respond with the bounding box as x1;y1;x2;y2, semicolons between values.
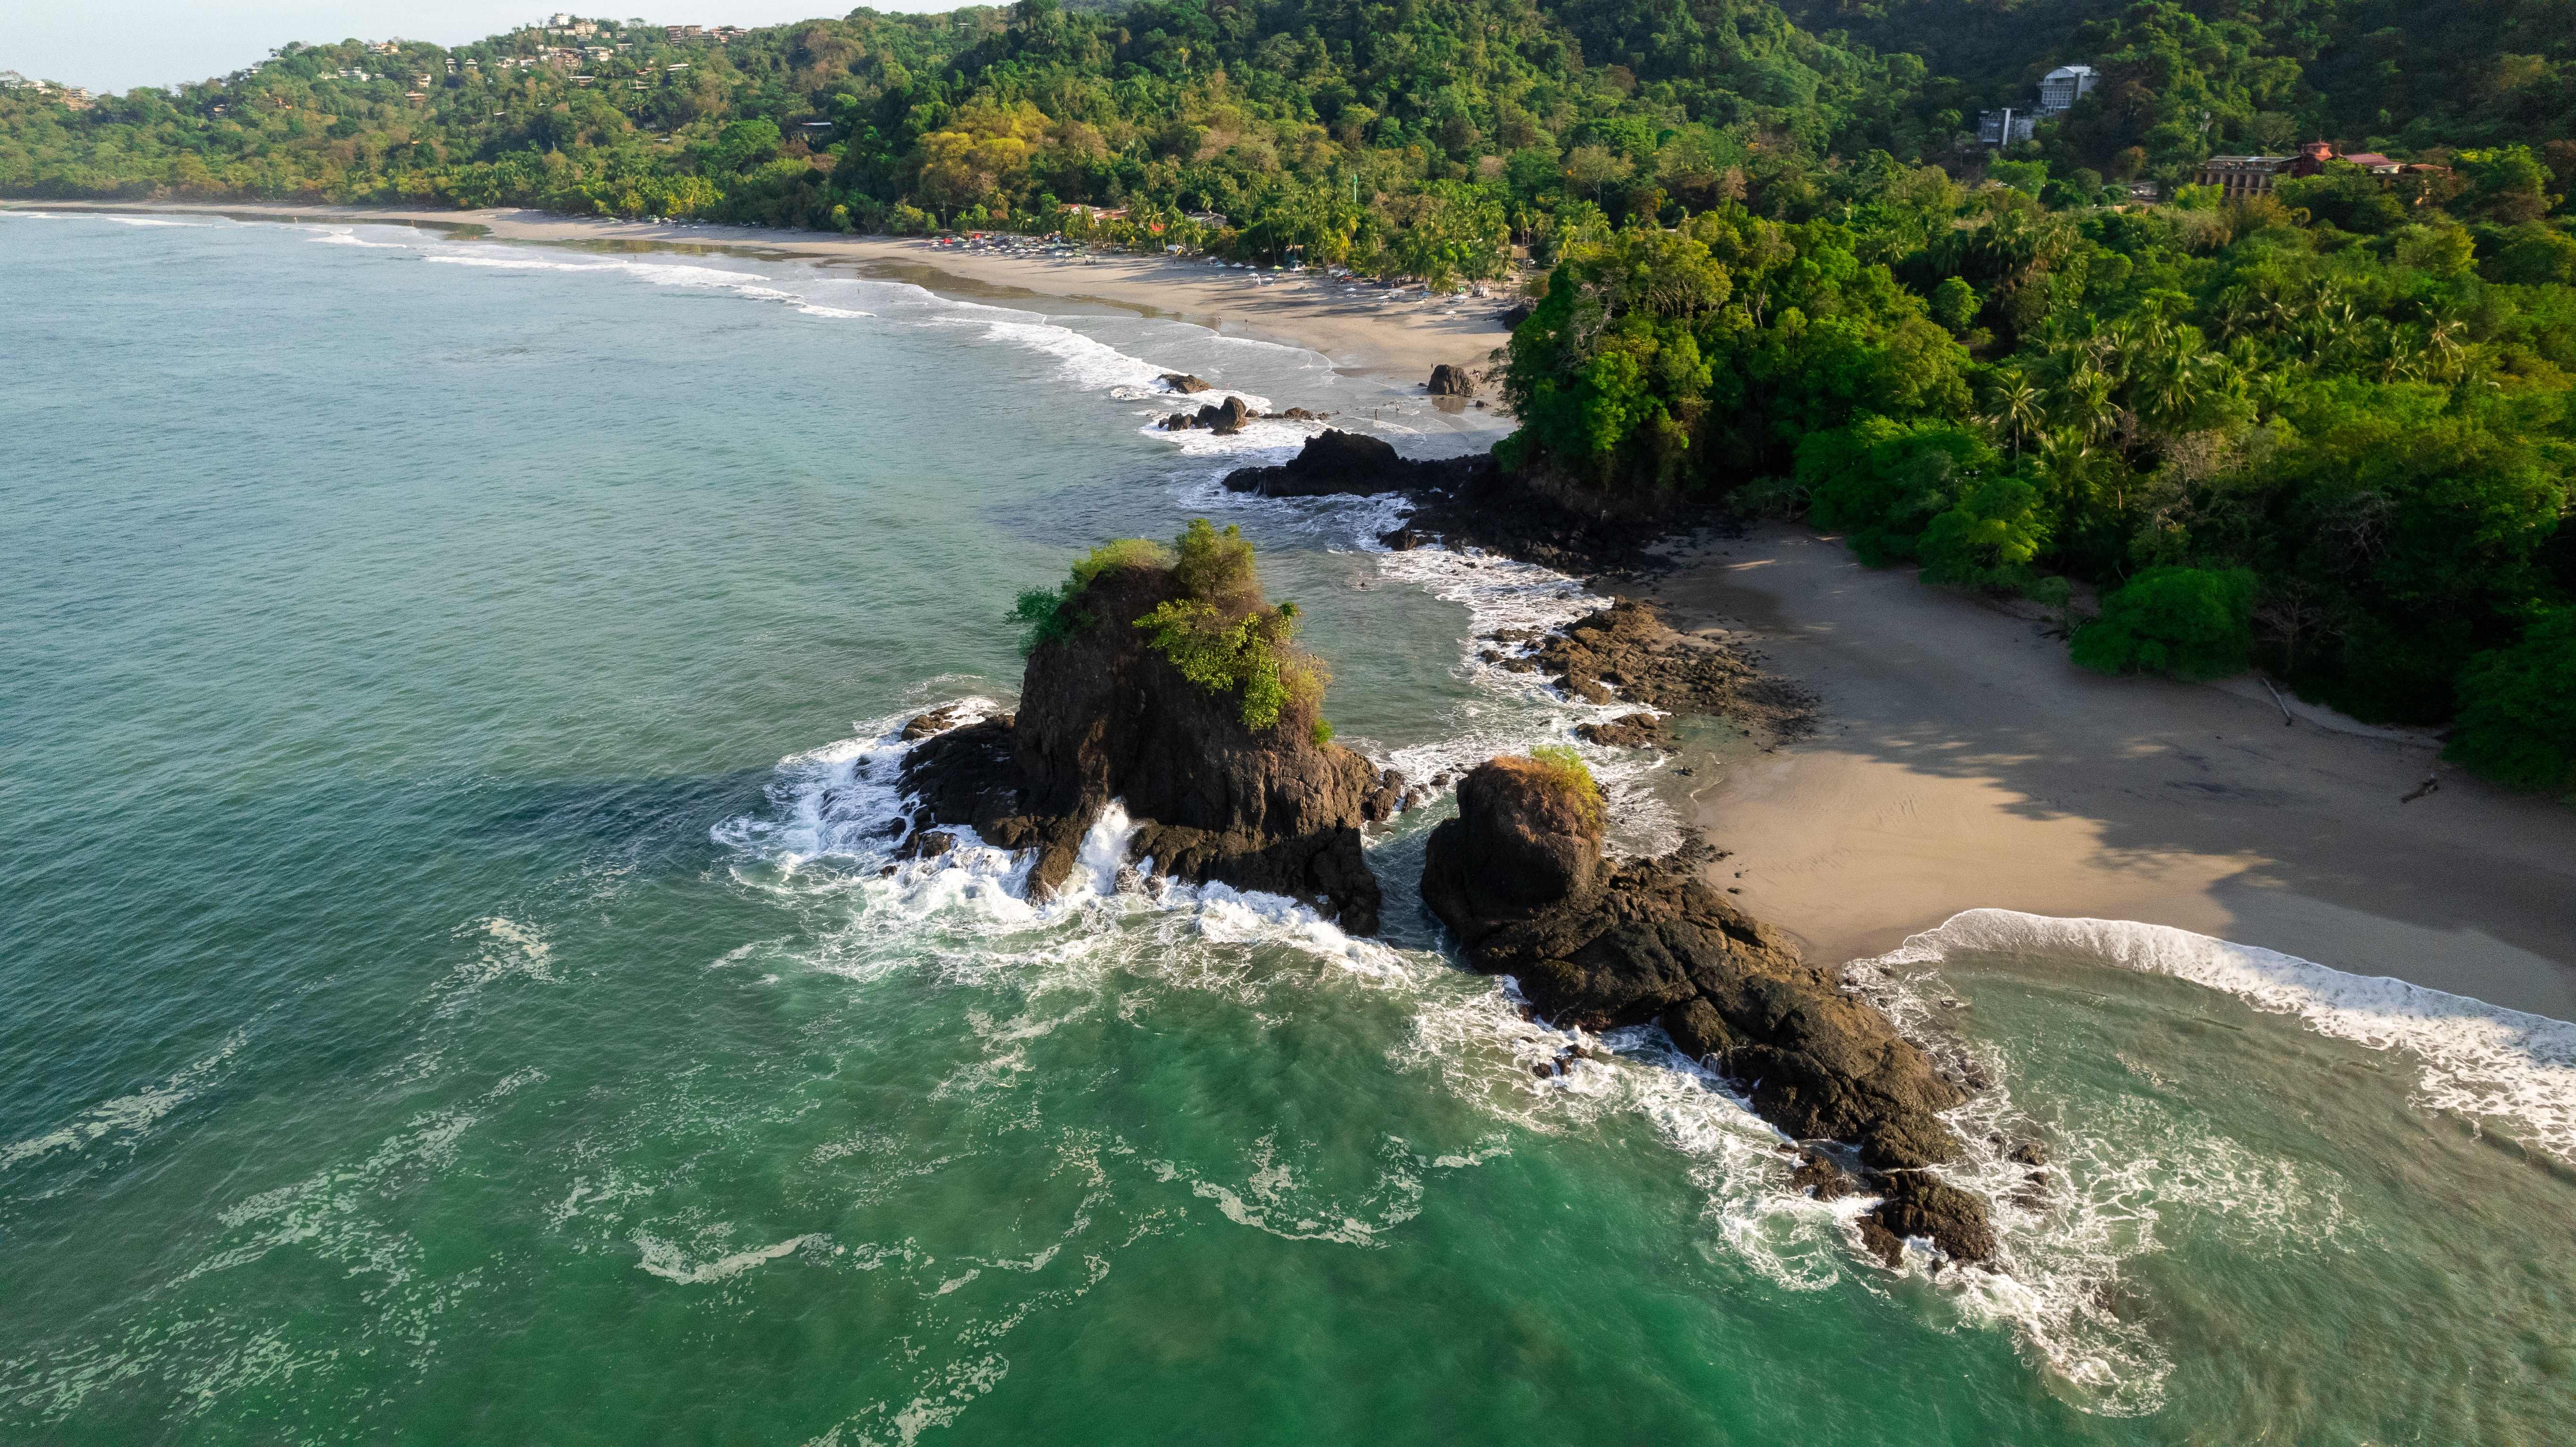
2035;427;2097;548
2055;365;2122;444
1989;370;2046;456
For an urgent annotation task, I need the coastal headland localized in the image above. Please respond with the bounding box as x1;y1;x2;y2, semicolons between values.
35;198;2573;1019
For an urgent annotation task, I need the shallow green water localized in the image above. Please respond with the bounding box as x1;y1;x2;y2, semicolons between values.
4;211;2571;1445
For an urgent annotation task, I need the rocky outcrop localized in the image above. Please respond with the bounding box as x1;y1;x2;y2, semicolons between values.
1536;600;1818;742
1420;757;1994;1266
1574;713;1669;749
1162;395;1254;435
1160;372;1213;394
1427;363;1477;396
1161;403;1331;433
1220;428;1496;498
901;557;1386;933
1378;463;1693;580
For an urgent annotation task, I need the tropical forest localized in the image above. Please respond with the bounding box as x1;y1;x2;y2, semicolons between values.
4;0;2571;789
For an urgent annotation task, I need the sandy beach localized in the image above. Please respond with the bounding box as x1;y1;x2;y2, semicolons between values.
20;197;2570;1017
1;200;1514;386
1651;526;2576;1019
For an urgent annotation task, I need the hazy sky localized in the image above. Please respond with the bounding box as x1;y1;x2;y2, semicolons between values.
8;2;948;93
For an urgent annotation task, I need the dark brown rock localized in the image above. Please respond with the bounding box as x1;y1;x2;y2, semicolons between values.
901;703;971;741
1575;712;1668;749
1222;428;1496;499
1790;1147;1863;1201
1421;757;1991;1265
1427;363;1477;396
1427;756;1603;923
1537;599;1816;744
1360;768;1408;823
901;559;1381;933
1160;372;1213;394
1191;395;1253;436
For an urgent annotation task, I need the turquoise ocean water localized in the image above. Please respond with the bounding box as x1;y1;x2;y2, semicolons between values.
4;210;2572;1444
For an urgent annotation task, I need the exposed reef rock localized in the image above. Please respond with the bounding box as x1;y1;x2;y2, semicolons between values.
1159;372;1213;394
1420;756;1993;1266
1574;713;1669;749
1426;363;1477;396
1161;395;1254;435
1536;599;1818;743
900;551;1386;933
1220;428;1493;498
1160;402;1331;433
1387;465;1698;579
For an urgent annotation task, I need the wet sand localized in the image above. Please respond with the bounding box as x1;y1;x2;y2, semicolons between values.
1647;525;2576;1019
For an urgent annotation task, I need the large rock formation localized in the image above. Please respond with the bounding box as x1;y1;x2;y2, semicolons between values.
1420;756;1994;1266
902;543;1387;933
1426;363;1477;396
1220;428;1494;498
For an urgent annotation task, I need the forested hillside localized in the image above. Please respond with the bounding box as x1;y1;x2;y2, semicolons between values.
4;0;2570;791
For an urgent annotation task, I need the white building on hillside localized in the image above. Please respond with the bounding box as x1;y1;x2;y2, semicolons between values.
2037;65;2098;115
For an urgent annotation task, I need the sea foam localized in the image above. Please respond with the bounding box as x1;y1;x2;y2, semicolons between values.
1881;908;2576;1162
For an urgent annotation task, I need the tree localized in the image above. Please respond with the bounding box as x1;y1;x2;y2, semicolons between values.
1917;473;2052;591
2444;610;2576;796
2072;567;2258;679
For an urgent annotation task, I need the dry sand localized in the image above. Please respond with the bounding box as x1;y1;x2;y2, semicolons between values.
1648;525;2576;1019
3;201;1513;385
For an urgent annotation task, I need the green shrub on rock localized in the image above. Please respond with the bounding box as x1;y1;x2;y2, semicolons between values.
1526;744;1608;831
2071;567;2258;679
1011;537;1172;654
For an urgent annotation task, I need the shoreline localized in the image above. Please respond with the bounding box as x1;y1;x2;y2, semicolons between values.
19;197;2570;1020
0;199;1515;389
1645;525;2576;1021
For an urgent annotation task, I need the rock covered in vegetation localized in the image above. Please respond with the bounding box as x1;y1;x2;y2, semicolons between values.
902;523;1386;932
1419;754;1993;1266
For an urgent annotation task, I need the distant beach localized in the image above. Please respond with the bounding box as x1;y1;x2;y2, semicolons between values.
0;200;1514;388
